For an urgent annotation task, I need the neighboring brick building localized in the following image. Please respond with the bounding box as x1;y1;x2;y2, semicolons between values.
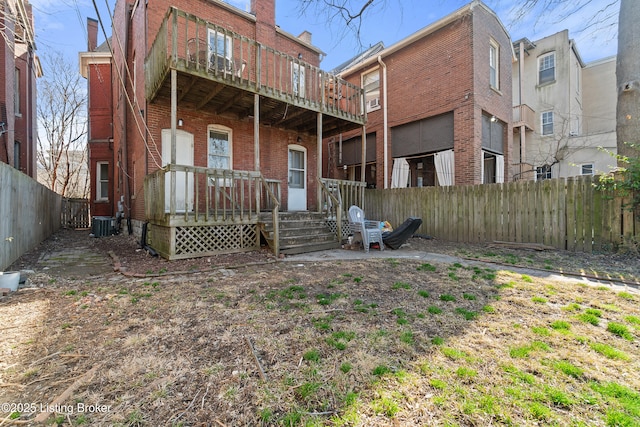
80;18;113;218
83;0;364;256
325;0;514;187
0;0;41;178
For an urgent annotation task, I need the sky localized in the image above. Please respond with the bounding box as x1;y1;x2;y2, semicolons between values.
29;0;619;74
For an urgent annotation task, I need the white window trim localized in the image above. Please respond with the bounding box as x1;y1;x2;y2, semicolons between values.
489;39;499;90
538;52;556;85
208;28;233;72
541;111;554;136
292;61;306;98
581;163;594;176
207;124;233;170
362;67;381;112
96;161;109;201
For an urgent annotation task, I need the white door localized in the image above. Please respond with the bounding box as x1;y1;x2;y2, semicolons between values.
288;145;307;211
162;129;194;212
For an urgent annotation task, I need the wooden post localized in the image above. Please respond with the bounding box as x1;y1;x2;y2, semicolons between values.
170;69;177;214
254;94;260;171
317;112;323;211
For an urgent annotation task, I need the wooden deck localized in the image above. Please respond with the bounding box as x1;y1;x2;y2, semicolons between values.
144;168;365;259
145;7;366;136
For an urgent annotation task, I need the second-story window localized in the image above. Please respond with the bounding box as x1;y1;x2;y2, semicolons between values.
541;111;554;135
208;29;233;72
14;68;21;116
363;69;380;112
489;40;499;89
292;62;306;98
539;52;555;84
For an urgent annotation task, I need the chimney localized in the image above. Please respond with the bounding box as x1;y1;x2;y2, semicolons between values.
87;17;98;51
251;0;275;27
298;31;312;45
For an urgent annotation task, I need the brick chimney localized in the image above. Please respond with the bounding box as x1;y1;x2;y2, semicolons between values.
298;31;312;45
87;17;98;51
251;0;275;27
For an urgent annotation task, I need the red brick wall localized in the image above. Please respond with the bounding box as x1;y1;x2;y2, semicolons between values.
110;0;324;221
87;60;114;217
329;5;513;186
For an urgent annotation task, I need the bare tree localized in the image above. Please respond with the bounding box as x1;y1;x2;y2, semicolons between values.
36;52;89;198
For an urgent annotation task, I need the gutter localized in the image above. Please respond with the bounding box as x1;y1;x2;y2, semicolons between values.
377;56;389;189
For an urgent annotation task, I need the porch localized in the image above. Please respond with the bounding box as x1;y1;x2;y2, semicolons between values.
143;165;365;259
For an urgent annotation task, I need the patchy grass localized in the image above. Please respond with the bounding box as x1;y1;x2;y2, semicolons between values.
1;256;639;427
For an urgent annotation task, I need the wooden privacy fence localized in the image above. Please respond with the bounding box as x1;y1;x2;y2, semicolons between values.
364;175;639;254
61;198;90;228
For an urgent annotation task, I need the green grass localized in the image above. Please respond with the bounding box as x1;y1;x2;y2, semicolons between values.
417;263;436;272
439;294;456;302
553;360;584;378
417;290;429;298
589;342;630;361
454;307;478;321
607;322;634;341
428;306;442;314
303;349;321;362
550;320;571;331
577;312;600;326
392;281;411;290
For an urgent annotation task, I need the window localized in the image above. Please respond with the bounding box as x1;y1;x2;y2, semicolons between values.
208;125;232;170
489;40;499;89
14;141;20;169
581;164;594;176
96;162;109;201
208;28;233;72
536;164;552;181
14;68;20;116
363;69;380;112
541;111;554;135
288;149;305;189
292;62;306;97
539;52;555;84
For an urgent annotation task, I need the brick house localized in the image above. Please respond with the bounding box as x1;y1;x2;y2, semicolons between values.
0;0;40;178
82;0;365;258
325;0;513;188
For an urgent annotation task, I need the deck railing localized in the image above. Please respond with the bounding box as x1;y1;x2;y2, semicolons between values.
145;7;365;123
319;178;366;239
513;104;536;131
144;165;280;228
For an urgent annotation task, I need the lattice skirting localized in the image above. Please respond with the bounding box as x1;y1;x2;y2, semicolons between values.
326;219;352;240
147;223;259;260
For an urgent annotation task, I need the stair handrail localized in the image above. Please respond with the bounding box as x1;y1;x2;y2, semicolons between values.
318;177;342;244
259;174;280;257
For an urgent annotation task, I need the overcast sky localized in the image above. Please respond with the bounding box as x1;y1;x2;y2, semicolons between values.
29;0;619;73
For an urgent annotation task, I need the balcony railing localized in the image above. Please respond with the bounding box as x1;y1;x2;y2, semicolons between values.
513;104;536;131
145;7;365;124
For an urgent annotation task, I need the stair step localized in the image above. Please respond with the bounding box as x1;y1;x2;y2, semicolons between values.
260;211;342;255
280;240;341;255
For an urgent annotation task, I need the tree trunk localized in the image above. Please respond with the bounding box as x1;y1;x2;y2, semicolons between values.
616;0;640;163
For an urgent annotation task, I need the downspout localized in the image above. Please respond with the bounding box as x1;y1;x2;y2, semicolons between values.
122;4;132;233
377;56;389;188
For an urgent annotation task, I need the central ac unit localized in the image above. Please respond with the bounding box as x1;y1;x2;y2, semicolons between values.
92;216;113;238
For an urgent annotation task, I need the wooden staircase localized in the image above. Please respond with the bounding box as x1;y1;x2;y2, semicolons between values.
259;212;342;255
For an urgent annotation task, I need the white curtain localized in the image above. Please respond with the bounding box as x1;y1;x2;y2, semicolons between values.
391;158;410;188
496;154;504;183
434;149;454;186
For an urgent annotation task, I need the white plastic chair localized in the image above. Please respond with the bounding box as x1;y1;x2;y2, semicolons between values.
348;205;384;253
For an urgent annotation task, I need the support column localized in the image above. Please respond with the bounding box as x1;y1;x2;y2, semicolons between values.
254;94;260;171
170;69;177;212
360;125;366;183
317;112;323;211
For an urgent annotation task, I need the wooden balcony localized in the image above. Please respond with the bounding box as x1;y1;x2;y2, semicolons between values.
145;7;365;136
513;104;536;132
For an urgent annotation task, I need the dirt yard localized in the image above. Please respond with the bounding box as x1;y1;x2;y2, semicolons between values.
1;229;639;426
